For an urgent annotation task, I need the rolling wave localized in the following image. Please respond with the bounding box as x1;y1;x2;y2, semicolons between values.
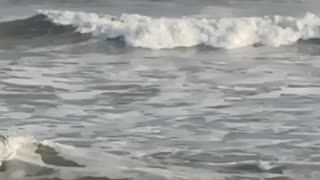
39;10;320;49
0;13;91;49
2;10;320;49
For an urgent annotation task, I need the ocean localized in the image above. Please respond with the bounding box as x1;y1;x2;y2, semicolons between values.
0;0;320;179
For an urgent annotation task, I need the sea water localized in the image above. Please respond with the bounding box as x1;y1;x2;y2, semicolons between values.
0;0;320;179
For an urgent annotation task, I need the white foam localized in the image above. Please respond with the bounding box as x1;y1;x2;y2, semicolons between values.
0;136;42;164
39;10;320;49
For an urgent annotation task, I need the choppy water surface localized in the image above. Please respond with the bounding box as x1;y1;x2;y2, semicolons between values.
1;0;320;180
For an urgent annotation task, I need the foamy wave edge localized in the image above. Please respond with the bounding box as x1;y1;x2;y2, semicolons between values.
37;10;320;49
0;136;225;180
0;136;177;180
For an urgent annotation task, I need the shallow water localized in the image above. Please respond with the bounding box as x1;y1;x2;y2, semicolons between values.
1;0;320;180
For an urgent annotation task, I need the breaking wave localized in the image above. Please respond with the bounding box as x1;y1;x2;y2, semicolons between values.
2;10;320;49
38;10;320;49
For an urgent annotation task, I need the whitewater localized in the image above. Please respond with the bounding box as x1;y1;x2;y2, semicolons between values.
37;10;320;49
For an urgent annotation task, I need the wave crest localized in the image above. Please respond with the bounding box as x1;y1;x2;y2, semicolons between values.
38;10;320;49
0;14;91;48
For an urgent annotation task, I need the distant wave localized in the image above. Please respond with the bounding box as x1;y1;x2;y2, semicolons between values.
2;10;320;49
